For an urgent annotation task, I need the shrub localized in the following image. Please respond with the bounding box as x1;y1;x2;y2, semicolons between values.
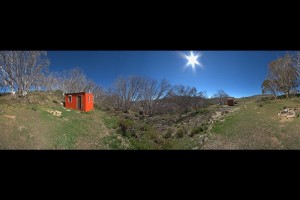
176;127;188;138
93;103;102;110
163;129;173;139
195;108;209;115
258;103;263;107
176;128;184;138
118;119;134;135
140;124;151;132
261;97;268;101
53;90;64;97
52;100;59;104
190;126;204;136
264;100;271;104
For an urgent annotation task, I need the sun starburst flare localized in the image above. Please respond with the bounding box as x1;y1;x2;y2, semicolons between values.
180;51;203;72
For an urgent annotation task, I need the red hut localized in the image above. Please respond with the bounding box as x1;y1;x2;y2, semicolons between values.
64;92;94;112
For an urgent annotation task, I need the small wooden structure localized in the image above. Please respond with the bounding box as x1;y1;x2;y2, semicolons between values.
227;97;234;106
64;92;94;112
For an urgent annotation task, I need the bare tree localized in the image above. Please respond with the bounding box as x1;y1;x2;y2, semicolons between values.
170;85;199;113
44;72;61;92
261;79;278;99
212;89;229;105
48;68;92;94
0;81;5;92
61;68;87;93
192;91;208;109
92;85;105;103
140;78;171;115
290;51;300;76
32;73;46;92
112;76;144;112
0;51;49;96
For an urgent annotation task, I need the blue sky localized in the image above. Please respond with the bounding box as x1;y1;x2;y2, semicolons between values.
47;51;287;98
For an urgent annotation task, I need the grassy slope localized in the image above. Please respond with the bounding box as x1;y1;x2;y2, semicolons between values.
204;97;300;149
1;92;300;149
0;93;115;149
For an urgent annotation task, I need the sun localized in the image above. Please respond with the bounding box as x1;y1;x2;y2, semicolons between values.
180;51;203;72
185;51;200;69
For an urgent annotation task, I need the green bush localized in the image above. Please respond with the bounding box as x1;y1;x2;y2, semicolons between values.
93;103;102;110
198;108;209;115
261;97;268;101
176;128;184;138
264;100;271;104
190;125;207;137
163;129;173;139
118;119;134;135
140;124;151;132
52;100;59;104
257;103;263;107
191;127;203;135
191;108;209;117
175;127;188;138
53;90;63;97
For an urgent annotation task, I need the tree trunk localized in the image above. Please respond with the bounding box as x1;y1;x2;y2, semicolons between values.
285;91;289;99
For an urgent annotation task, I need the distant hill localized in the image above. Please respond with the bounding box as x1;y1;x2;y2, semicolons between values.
239;94;272;99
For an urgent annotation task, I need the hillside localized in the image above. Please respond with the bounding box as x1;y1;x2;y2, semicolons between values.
1;92;300;149
203;97;300;149
0;92;116;149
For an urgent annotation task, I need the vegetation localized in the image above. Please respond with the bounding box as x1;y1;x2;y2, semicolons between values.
262;53;300;98
1;50;300;149
208;97;300;149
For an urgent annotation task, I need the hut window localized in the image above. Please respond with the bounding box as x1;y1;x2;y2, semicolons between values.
88;96;90;103
68;95;72;102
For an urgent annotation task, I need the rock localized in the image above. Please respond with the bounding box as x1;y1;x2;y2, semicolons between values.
18;126;26;131
203;136;209;143
3;114;16;119
287;113;296;118
198;140;203;146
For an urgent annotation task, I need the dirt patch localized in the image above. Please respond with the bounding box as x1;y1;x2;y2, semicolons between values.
271;136;281;146
279;117;294;123
18;125;26;131
3;114;16;119
201;134;239;149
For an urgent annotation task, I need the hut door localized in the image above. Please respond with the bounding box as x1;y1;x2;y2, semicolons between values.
77;96;82;110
